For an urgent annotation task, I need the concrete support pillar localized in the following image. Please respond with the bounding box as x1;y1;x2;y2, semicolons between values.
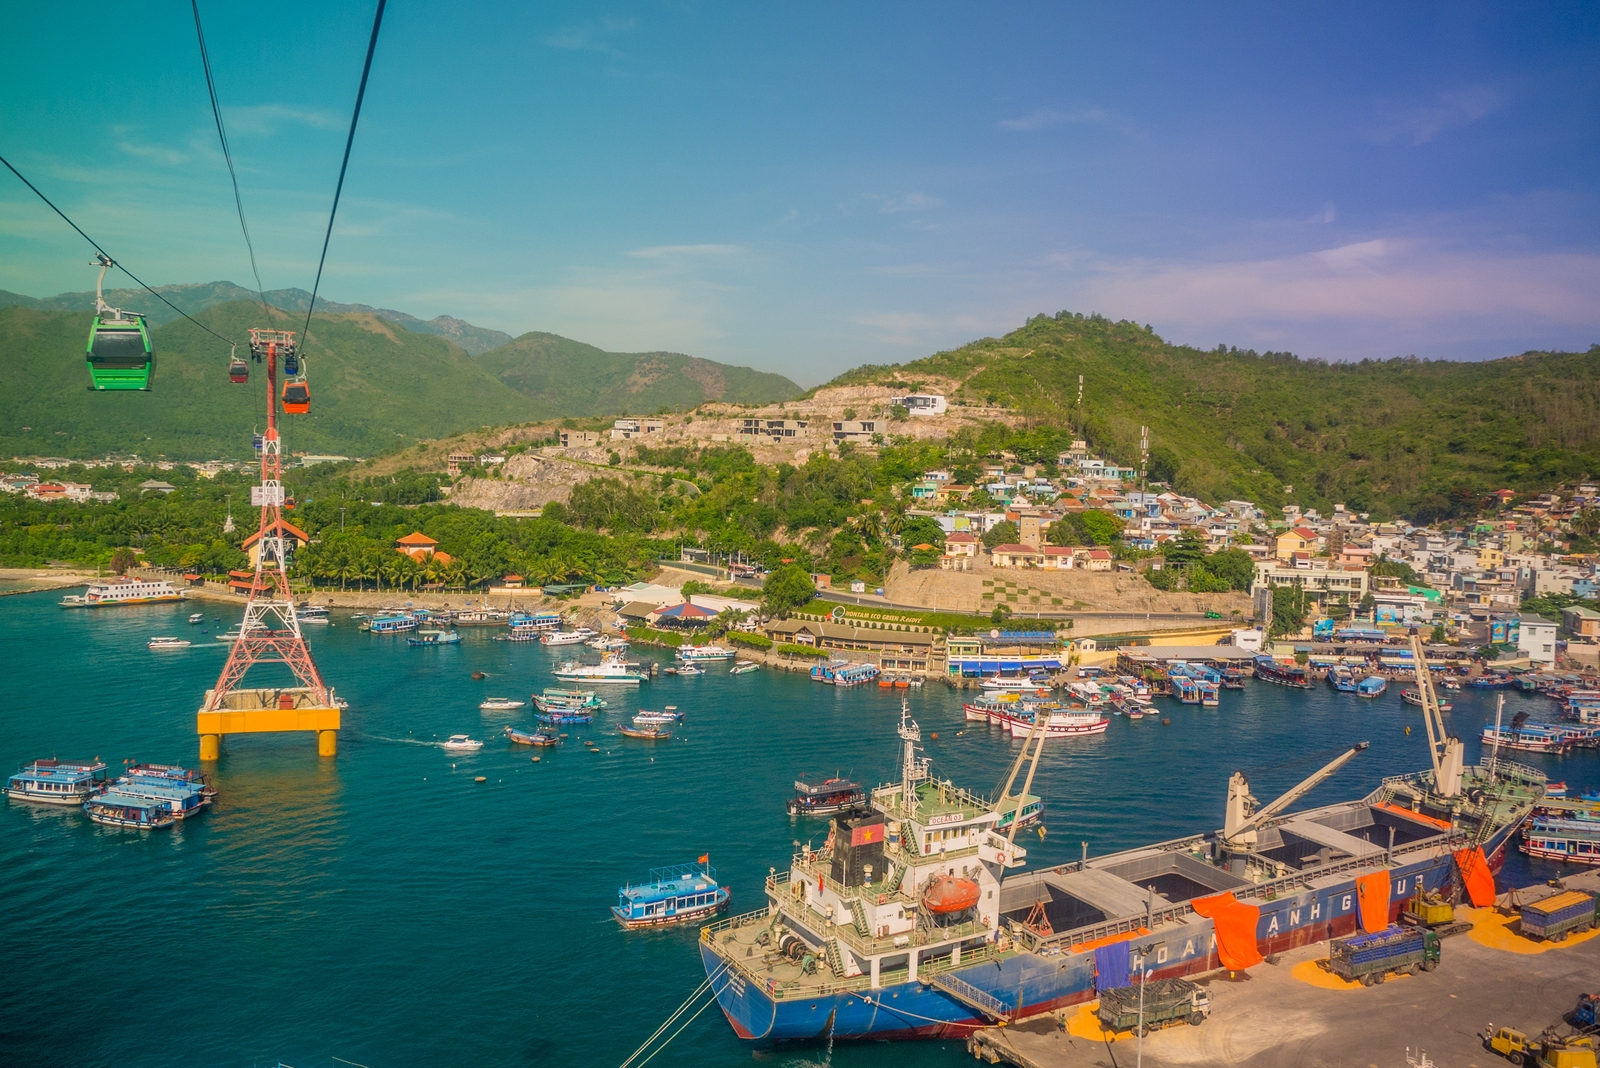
317;730;338;757
907;948;919;983
199;734;220;761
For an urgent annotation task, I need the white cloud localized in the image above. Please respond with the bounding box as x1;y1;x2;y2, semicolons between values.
998;106;1114;132
625;244;743;259
1365;87;1500;145
111;127;188;166
222;105;343;136
542;17;636;56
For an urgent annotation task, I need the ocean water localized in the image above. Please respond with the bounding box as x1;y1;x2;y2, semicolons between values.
0;588;1592;1068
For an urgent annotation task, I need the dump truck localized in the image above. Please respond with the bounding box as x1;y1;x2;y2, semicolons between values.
1096;977;1210;1036
1520;891;1600;943
1328;924;1440;986
1483;1027;1597;1068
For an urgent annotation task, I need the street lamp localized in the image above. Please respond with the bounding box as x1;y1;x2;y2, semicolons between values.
1133;938;1158;1068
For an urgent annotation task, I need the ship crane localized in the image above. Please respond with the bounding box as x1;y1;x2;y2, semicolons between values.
1408;632;1464;797
1220;740;1369;868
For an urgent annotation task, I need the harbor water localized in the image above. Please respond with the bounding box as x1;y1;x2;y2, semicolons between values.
0;587;1592;1067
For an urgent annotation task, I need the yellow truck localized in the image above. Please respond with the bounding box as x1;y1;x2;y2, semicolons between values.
1484;1026;1596;1068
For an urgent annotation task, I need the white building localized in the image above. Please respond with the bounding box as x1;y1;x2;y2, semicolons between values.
889;393;947;417
1517;613;1558;666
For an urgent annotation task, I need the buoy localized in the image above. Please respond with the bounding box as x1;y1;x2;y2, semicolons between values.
1161;717;1171;725
930;732;939;740
474;775;487;783
471;671;486;680
532;756;540;762
1405;725;1412;735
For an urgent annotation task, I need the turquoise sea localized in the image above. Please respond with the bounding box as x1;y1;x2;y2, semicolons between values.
0;586;1591;1068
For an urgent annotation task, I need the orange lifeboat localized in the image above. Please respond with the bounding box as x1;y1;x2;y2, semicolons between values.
921;874;981;915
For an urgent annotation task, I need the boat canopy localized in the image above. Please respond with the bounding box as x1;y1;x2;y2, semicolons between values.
794;777;860;797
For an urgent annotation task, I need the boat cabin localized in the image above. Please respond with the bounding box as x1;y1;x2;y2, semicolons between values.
84;791;175;829
788;776;868;817
115;774;208;818
612;862;730;928
4;760;109;806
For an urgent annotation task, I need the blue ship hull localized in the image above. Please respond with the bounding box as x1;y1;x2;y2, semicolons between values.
702;822;1519;1043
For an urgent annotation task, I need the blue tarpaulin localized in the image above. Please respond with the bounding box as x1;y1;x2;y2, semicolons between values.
1094;939;1131;991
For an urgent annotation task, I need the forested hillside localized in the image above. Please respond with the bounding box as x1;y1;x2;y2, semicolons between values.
829;313;1600;520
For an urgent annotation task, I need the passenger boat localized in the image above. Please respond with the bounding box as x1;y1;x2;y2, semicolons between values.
1253;654;1312;688
553;653;649;685
618;723;672;739
612;861;729;928
84;791;175;829
453;609;510;626
678;644;736;663
297;604;330;623
497;628;543;642
542;629;593;646
787;776;868;817
1521;817;1600;866
1327;665;1358;693
60;577;185;608
407;629;461;646
810;660;880;686
112;772;209;818
533;688;605;712
363;614;418;634
1171;675;1201;704
963;694;1021;724
980;676;1051;693
147;636;191;650
1199;680;1220;707
4;759;108;806
588;635;630;652
696;696;1545;1044
505;725;559;746
188;612;205;624
633;707;682;724
441;735;483;751
537;708;595;725
1355;675;1388;698
730;660;759;675
1482;722;1571;754
1005;707;1110;738
510;612;563;630
1401;689;1453;713
479;697;526;711
125;763;216;799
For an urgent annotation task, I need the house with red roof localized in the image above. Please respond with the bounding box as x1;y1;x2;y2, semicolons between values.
991;544;1045;568
243;519;311;569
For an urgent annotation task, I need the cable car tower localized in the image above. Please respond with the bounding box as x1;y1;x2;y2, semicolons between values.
197;328;339;761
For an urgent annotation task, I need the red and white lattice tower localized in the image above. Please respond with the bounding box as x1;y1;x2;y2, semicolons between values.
197;329;336;760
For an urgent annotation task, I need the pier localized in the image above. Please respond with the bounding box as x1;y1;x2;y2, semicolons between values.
966;870;1600;1068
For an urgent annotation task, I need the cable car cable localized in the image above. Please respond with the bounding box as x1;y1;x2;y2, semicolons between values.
0;151;235;348
190;0;268;318
299;0;387;347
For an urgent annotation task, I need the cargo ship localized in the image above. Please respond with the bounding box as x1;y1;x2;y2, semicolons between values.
697;638;1543;1044
60;577;185;607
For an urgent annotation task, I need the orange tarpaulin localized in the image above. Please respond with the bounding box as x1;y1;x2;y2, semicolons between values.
1192;892;1263;970
1453;846;1496;907
1070;926;1150;954
1373;801;1453;831
1356;871;1391;933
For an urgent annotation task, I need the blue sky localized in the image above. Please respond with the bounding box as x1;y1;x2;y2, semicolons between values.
2;2;1598;383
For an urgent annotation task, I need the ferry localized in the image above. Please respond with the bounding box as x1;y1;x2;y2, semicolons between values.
4;759;108;806
147;637;191;650
1171;675;1201;704
1327;665;1358;693
1253;654;1312;688
505;725;560;746
125;763;216;799
696;687;1543;1044
980;675;1052;694
543;629;593;646
510;612;562;630
1004;707;1110;738
479;697;526;711
534;688;605;712
498;629;543;642
407;629;461;646
810;660;880;686
678;644;736;663
1521;817;1600;866
553;654;649;685
112;773;209;818
441;735;483;751
454;608;510;626
364;614;418;634
84;791;175;829
1401;689;1452;713
963;694;1022;724
189;612;205;624
60;577;185;608
1355;675;1388;698
613;861;729;928
1482;723;1571;754
787;776;868;817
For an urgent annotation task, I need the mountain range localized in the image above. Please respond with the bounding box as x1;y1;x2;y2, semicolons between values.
0;287;800;460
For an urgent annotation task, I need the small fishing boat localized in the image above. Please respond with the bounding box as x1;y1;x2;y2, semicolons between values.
1355;675;1388;698
4;759;108;806
147;637;191;650
729;660;759;675
1401;688;1453;712
505;725;560;746
84;791;175;830
442;734;483;751
611;861;728;928
479;697;526;711
618;724;672;739
188;612;205;624
407;629;461;647
537;708;595;725
786;775;867;817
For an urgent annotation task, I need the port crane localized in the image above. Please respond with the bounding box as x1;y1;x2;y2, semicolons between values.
1408;633;1464;797
1220;740;1369;868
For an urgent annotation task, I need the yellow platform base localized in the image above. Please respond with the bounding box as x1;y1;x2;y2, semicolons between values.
197;687;340;760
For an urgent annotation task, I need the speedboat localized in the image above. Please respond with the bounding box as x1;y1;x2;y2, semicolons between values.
147;637;191;650
633;707;682;724
730;660;759;675
442;735;483;751
479;697;526;711
542;629;592;646
297;605;331;623
670;664;704;677
188;612;204;625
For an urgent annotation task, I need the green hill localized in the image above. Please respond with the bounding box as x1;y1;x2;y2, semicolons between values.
476;331;802;414
827;312;1600;521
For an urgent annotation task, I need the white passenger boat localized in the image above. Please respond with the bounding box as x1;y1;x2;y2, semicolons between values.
730;660;759;674
478;697;526;711
60;577;185;608
1004;707;1111;738
442;735;484;751
147;636;192;650
677;644;735;663
553;652;649;685
188;612;205;624
4;759;108;806
543;629;593;646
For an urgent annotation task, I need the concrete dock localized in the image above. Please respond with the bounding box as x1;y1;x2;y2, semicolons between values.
968;870;1600;1068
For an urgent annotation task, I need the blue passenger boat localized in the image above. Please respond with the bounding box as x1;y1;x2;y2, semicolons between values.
612;860;729;929
1327;665;1358;693
1355;675;1388;698
4;759;108;806
364;614;418;634
811;660;880;686
113;774;209;818
83;791;175;829
407;629;461;646
536;708;594;725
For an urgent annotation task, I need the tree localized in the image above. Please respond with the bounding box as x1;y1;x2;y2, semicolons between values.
1163;529;1207;567
1046;518;1078;547
1430;623;1448;644
1077;511;1124;546
110;547;138;574
900;516;946;549
1270;584;1311;637
1202;549;1255;591
990;603;1012;625
761;563;816;617
982;521;1019;549
1358;592;1376;618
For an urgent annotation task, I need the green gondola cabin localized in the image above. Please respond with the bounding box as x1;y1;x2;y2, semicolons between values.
86;313;153;391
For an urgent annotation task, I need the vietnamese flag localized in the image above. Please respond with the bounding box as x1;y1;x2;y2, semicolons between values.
698;853;709;864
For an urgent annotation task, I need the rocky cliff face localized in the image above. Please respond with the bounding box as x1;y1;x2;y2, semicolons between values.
448;453;601;512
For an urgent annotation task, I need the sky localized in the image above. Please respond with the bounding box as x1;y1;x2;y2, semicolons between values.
2;2;1598;384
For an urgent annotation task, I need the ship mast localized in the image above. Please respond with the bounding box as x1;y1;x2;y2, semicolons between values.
898;699;929;817
1409;633;1464;796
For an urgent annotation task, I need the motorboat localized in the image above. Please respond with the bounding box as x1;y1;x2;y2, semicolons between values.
542;629;593;646
147;637;191;650
505;725;560;746
729;660;759;674
188;612;205;625
407;629;461;647
442;735;484;751
479;697;526;711
633;707;682;724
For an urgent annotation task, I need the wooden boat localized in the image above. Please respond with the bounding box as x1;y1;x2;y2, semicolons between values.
618;724;671;740
505;726;559;746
